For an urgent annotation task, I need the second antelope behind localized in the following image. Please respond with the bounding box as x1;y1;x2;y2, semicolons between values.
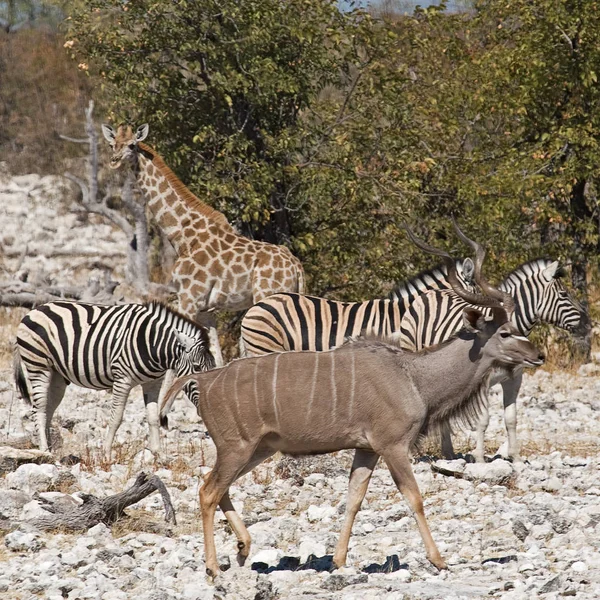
161;223;544;580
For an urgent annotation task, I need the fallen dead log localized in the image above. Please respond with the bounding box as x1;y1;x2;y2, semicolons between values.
31;472;176;531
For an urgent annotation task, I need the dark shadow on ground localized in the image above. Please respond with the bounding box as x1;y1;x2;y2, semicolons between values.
251;554;408;574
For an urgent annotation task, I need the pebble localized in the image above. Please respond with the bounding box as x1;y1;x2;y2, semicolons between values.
0;172;599;598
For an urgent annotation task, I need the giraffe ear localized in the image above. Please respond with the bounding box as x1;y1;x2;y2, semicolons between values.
135;124;149;142
101;124;116;143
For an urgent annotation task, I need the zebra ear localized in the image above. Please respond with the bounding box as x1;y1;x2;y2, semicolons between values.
174;330;195;352
462;258;475;283
542;260;560;282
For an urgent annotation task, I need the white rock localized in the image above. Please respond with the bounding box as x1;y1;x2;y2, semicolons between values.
299;539;327;563
88;523;111;538
5;463;59;494
307;504;336;522
251;548;282;566
5;530;44;552
571;561;587;572
464;460;513;485
21;499;53;520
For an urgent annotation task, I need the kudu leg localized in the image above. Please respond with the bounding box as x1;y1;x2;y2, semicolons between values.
220;447;276;566
200;445;274;579
333;449;379;568
384;447;447;570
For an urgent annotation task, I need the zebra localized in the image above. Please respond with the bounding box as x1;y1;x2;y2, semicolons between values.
14;300;215;458
241;257;585;461
397;257;585;461
240;259;475;355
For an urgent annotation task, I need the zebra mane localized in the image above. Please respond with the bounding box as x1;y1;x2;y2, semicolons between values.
500;258;564;290
145;301;209;341
389;260;471;301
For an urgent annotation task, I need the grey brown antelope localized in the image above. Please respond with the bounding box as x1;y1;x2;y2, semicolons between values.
401;223;585;461
14;301;215;458
160;230;544;579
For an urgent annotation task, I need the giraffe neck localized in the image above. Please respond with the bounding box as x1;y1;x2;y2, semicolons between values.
134;143;234;255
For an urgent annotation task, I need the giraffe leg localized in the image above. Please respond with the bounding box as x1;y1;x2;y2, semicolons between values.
105;379;133;460
333;449;379;568
142;380;163;455
383;445;447;570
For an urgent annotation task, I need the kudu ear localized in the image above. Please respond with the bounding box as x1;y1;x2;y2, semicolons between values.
541;260;560;282
174;330;195;352
462;258;475;284
135;123;149;142
101;124;116;143
490;305;509;325
462;308;484;333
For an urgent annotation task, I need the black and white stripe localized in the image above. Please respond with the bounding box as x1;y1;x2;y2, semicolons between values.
397;259;584;460
241;260;475;355
14;301;215;456
399;259;583;351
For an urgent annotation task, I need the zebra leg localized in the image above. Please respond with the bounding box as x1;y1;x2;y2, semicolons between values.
105;379;133;460
473;400;490;463
141;380;163;455
27;369;53;452
440;424;456;459
500;372;523;461
45;373;68;450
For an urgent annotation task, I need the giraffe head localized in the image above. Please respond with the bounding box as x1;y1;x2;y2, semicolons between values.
101;123;149;169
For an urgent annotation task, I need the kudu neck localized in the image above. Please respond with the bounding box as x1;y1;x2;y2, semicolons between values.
403;333;492;420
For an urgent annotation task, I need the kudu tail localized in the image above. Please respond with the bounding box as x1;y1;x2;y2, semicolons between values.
13;349;32;405
159;373;199;429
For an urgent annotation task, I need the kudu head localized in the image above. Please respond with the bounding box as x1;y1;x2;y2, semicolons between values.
101;123;149;169
405;221;545;370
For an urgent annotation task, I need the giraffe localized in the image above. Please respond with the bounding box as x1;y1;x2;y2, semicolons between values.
101;123;305;366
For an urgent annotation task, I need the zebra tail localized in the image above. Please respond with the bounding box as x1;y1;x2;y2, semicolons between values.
13;350;32;405
159;373;199;429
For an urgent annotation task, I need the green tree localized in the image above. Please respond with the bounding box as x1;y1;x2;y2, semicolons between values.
65;0;431;300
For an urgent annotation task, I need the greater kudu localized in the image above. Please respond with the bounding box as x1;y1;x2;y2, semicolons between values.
161;228;544;579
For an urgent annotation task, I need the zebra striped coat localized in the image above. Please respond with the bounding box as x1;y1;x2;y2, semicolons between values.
241;258;584;461
240;260;475;355
14;301;215;457
397;258;584;461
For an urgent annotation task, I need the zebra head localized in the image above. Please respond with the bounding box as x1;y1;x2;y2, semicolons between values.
503;259;586;335
173;329;216;408
102;123;149;170
536;261;587;334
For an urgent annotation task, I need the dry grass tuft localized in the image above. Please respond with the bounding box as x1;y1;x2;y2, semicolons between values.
520;438;599;458
0;307;27;370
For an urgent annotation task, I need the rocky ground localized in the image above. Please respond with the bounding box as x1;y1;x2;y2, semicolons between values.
0;170;599;599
